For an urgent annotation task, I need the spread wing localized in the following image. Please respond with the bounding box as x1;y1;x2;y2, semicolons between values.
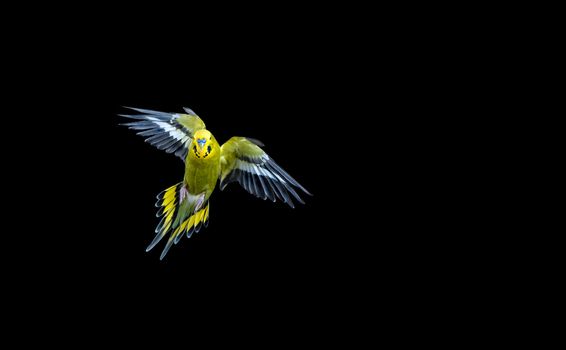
220;137;312;208
120;107;206;161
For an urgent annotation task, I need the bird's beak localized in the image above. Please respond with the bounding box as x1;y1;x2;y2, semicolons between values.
197;139;206;151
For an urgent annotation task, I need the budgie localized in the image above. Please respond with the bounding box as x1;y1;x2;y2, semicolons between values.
121;107;311;259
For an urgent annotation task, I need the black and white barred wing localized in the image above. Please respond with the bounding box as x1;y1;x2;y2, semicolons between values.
219;137;312;208
120;107;206;161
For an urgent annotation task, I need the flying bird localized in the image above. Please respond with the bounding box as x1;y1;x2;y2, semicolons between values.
121;107;311;259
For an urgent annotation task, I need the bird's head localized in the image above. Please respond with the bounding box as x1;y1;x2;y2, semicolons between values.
191;129;215;159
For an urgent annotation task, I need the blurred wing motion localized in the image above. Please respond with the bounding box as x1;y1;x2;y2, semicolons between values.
120;107;206;161
220;137;312;208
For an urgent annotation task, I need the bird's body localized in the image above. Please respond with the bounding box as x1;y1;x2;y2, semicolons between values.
184;130;221;203
121;107;311;260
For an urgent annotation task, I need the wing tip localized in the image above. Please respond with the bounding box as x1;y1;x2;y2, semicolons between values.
182;107;198;115
302;188;314;197
245;137;265;147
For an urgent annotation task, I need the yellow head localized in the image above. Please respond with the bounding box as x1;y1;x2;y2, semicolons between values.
191;129;215;159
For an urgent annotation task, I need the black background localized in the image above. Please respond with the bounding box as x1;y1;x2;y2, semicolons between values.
0;6;501;344
7;12;467;335
30;52;416;298
39;57;443;310
28;43;371;304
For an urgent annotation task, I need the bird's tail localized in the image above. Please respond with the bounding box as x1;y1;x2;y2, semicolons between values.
146;182;210;260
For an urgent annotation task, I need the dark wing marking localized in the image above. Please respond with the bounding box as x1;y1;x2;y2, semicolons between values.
120;107;206;162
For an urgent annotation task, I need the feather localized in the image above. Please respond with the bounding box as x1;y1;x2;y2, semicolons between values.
266;159;312;195
119;106;205;162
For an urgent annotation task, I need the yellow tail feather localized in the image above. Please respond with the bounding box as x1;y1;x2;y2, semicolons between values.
149;182;211;260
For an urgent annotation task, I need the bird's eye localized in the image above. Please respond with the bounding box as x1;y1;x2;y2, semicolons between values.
207;145;212;153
